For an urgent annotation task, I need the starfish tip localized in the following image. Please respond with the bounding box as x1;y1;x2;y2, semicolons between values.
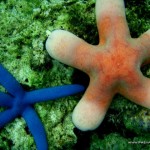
72;99;105;131
46;30;65;57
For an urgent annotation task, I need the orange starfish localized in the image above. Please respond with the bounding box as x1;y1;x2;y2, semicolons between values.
46;0;150;131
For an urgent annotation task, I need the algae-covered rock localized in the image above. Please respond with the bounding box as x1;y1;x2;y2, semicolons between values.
90;133;131;150
123;108;150;134
90;133;150;150
0;0;150;149
0;0;83;149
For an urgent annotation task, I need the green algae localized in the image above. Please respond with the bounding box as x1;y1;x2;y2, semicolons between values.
0;0;150;149
90;133;150;150
90;133;131;150
123;108;150;134
0;0;80;149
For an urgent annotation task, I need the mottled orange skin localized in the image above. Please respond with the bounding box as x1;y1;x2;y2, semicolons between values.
46;0;150;131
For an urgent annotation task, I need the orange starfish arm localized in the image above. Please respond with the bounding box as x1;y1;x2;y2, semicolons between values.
72;79;113;131
96;0;130;44
138;30;150;50
46;30;95;73
121;76;150;109
136;30;150;64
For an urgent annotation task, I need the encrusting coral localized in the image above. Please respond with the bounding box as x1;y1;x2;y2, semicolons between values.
46;0;150;131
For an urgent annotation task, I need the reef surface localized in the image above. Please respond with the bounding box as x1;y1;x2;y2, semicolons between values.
0;0;149;149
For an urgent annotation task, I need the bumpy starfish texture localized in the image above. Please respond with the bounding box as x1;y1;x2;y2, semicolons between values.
0;64;84;150
46;0;150;131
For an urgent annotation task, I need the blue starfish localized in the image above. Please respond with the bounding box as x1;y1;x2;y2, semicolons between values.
0;64;84;150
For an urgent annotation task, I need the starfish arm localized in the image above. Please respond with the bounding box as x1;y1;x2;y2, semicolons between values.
121;76;150;109
0;109;17;128
22;106;48;150
46;30;95;73
136;29;150;64
25;84;85;104
96;0;130;44
0;64;24;97
72;79;113;131
0;92;13;107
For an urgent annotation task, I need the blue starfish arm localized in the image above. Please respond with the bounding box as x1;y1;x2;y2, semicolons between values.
0;64;24;97
25;84;85;104
0;109;18;128
22;106;48;150
0;92;13;107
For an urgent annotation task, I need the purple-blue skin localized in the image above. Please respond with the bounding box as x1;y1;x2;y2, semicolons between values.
0;64;85;150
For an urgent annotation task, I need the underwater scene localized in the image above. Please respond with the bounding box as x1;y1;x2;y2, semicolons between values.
0;0;150;150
